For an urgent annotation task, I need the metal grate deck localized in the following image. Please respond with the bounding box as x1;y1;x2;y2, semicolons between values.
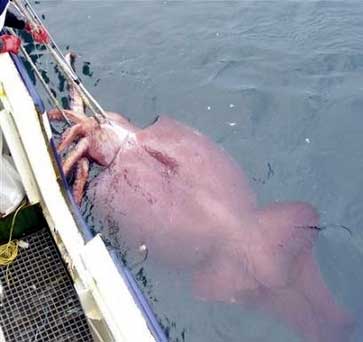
0;228;94;342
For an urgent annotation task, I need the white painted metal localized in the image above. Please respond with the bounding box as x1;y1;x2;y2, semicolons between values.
0;97;41;205
81;235;155;342
0;1;9;31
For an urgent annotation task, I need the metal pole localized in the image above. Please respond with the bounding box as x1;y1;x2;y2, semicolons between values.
12;0;107;122
9;30;72;125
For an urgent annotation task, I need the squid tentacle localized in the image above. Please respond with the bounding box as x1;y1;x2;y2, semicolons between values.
62;137;90;176
48;108;88;124
58;123;87;153
72;157;90;206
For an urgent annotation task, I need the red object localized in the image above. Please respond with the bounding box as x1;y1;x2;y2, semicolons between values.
25;22;49;44
0;34;21;54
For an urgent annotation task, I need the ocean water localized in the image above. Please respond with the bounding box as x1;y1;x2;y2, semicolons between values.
31;1;363;341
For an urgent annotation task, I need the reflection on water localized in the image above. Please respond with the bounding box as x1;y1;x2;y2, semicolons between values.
31;1;363;341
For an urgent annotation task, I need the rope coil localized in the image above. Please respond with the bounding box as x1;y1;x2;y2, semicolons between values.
0;201;27;283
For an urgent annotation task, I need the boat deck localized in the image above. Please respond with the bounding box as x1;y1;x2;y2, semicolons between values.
0;228;93;342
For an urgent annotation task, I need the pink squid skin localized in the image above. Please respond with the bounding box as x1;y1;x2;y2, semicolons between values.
48;107;355;342
87;115;256;268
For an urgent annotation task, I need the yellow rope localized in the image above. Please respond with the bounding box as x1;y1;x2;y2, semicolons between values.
0;202;27;282
0;240;18;266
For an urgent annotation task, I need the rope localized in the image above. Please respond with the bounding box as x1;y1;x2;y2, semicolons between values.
0;201;26;283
